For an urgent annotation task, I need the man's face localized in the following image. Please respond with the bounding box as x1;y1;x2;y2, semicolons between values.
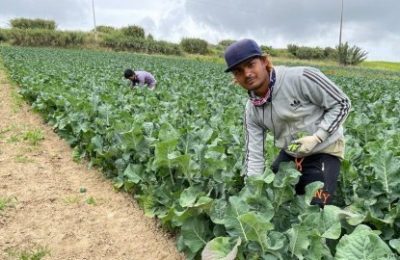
128;75;136;81
231;57;269;92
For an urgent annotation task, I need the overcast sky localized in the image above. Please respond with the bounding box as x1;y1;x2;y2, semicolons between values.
1;0;399;61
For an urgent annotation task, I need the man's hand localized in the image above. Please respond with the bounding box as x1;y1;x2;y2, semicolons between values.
293;135;322;153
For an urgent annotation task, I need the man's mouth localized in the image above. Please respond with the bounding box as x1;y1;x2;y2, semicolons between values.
246;78;255;84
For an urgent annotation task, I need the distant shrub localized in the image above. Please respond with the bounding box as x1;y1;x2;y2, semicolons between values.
260;45;279;56
180;38;209;55
0;29;10;42
287;44;299;56
10;18;56;30
218;39;235;47
102;35;182;55
295;46;325;60
287;44;334;60
147;34;154;41
95;25;116;34
324;47;338;59
120;25;145;38
273;48;292;58
9;29;85;47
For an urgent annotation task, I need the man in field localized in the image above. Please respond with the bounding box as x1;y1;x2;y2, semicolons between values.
124;68;157;90
224;39;351;207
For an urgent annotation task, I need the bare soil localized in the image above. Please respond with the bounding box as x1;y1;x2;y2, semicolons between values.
0;70;184;260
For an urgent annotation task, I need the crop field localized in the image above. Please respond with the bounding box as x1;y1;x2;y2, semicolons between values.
1;46;399;259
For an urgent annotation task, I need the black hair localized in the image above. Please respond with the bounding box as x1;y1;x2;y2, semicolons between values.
124;68;135;79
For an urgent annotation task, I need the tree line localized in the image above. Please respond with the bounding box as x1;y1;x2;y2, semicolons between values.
0;18;367;65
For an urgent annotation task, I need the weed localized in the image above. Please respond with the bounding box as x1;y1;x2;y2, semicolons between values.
0;196;17;211
63;195;81;204
72;147;83;163
22;129;44;146
14;155;34;163
86;196;96;205
7;134;20;143
10;90;24;112
6;246;50;260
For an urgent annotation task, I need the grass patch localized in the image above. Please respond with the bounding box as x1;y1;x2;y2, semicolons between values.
7;134;20;143
64;195;99;206
0;196;17;211
22;129;44;146
10;90;24;112
86;196;96;205
63;195;81;204
360;61;400;71
0;126;12;140
5;128;44;146
72;147;84;163
0;126;12;134
0;65;24;112
272;56;339;67
5;246;50;260
14;155;34;163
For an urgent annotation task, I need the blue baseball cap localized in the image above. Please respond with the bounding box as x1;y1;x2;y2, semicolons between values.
224;39;262;72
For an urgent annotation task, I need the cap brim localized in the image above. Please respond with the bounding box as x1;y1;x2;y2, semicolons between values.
224;54;262;73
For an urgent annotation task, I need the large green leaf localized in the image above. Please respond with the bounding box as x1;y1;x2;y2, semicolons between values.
286;224;311;260
123;164;142;184
304;181;324;205
305;235;333;260
271;162;301;207
153;138;179;168
179;186;204;208
167;153;191;177
201;237;241;260
389;239;400;254
273;162;301;188
158;122;180;141
181;217;212;254
238;212;274;251
335;224;395;260
371;151;400;198
193;196;213;208
223;196;251;240
90;135;103;154
209;199;229;225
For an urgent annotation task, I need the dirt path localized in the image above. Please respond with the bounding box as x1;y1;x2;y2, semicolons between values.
0;70;184;260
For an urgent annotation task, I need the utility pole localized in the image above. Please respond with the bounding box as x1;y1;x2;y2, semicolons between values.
92;0;97;42
339;0;344;47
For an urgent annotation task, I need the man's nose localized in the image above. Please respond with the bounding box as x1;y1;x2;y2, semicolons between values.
244;67;252;77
